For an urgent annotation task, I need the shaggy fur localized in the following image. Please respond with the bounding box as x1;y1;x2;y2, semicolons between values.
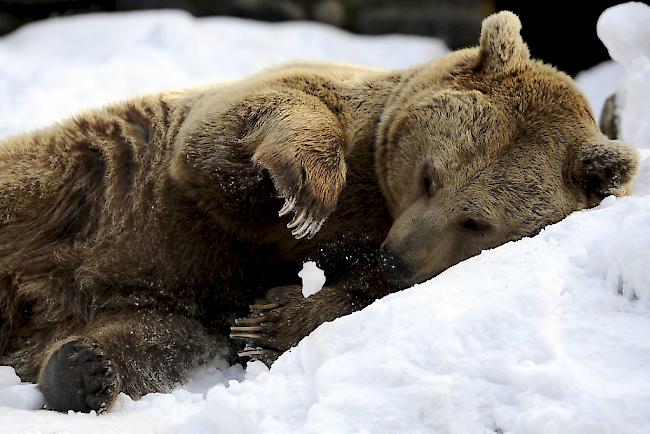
0;11;638;412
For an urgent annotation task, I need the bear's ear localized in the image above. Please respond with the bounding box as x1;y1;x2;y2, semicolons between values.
477;11;530;74
572;138;639;202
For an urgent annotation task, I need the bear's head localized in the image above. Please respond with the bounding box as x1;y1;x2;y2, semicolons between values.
376;11;639;287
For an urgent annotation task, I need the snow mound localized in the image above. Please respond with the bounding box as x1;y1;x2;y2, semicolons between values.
184;192;650;434
2;4;650;433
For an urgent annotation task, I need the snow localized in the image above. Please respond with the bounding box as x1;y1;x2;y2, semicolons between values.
597;2;650;150
1;4;650;433
0;10;445;139
0;367;44;411
299;262;326;298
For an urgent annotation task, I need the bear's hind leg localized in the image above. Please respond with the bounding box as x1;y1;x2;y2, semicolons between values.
39;310;228;413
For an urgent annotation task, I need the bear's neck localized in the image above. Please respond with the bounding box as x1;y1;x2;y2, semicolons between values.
337;70;410;184
310;71;410;244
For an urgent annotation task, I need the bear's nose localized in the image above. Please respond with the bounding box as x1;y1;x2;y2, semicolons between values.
380;247;412;282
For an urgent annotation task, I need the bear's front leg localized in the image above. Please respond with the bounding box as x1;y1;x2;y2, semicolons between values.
250;97;347;240
174;89;349;239
230;285;371;365
39;310;227;412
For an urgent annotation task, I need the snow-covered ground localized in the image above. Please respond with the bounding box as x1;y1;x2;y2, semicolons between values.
0;10;445;139
1;3;650;433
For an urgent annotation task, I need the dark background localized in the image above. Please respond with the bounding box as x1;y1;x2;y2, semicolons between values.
0;0;641;75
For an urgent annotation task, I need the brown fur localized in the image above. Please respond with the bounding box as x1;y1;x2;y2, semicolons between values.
0;11;638;412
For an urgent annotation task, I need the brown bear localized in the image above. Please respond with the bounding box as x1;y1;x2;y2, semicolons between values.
0;11;639;413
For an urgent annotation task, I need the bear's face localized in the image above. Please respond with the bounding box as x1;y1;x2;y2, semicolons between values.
377;12;639;287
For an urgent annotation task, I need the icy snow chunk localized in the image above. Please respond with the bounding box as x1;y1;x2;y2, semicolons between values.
597;2;650;149
299;261;326;298
0;366;20;387
0;384;44;410
598;2;650;67
0;367;44;410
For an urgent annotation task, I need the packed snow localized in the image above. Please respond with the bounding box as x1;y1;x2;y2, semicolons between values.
1;3;650;433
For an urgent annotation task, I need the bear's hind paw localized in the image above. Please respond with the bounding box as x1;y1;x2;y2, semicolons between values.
40;338;120;413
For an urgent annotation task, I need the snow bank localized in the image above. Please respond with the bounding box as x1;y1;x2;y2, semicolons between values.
2;4;650;433
183;192;650;434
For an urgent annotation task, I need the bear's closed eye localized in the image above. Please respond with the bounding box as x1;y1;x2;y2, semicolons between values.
459;217;492;232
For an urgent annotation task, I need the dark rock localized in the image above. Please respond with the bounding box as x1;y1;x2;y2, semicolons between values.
207;0;305;21
313;0;346;27
115;0;197;13
0;12;18;36
357;5;483;49
600;93;619;140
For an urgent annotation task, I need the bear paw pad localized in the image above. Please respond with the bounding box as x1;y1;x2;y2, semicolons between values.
40;338;119;413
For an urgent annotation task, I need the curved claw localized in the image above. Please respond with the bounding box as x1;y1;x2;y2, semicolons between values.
287;209;307;229
292;215;314;239
230;326;263;333
238;346;278;358
230;332;263;340
278;197;296;217
307;218;326;239
235;316;267;326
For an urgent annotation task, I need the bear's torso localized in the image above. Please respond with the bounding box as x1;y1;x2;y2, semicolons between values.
0;63;396;377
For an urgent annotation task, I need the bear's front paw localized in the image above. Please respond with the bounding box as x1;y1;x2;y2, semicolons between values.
253;144;346;240
40;338;120;413
230;285;306;365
